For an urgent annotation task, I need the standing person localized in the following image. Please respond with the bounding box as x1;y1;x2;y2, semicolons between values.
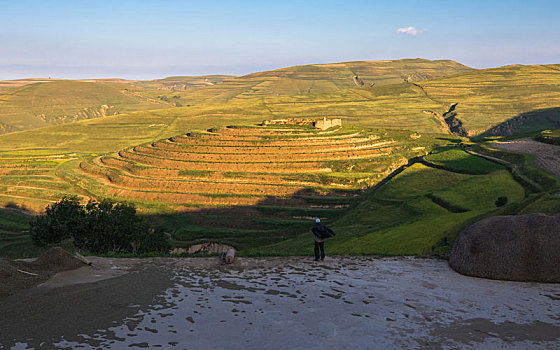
312;218;336;261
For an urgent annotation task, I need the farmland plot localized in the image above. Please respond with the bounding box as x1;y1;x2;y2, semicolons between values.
66;125;432;249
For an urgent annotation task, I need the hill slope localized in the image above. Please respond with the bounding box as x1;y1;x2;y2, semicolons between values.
418;64;560;136
0;59;471;135
0;80;171;134
132;75;237;91
130;59;474;105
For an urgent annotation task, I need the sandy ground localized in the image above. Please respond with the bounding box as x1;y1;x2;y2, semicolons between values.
1;256;560;349
490;138;560;178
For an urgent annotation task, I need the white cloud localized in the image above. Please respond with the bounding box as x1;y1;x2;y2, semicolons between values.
396;26;424;36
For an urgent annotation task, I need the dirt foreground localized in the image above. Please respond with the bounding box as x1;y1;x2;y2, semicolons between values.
1;256;559;349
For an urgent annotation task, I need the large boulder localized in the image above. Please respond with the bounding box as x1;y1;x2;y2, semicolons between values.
449;213;560;282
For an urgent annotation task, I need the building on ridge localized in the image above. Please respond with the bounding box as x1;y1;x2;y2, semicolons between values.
262;117;342;130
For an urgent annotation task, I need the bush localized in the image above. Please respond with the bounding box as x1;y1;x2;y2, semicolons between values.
30;197;84;248
30;197;169;254
495;196;508;207
4;201;28;211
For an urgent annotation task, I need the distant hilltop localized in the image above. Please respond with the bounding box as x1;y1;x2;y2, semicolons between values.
262;117;342;130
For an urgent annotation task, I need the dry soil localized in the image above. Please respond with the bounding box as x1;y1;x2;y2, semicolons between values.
1;256;559;349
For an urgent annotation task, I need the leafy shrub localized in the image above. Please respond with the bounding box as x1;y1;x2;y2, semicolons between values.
30;197;169;254
5;202;20;209
30;197;84;248
495;196;508;207
535;130;560;146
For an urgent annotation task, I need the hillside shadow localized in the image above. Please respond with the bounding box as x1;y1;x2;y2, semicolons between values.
435;137;462;143
479;107;560;137
140;187;360;251
1;187;359;258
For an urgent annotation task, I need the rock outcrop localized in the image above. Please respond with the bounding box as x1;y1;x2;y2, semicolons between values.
170;242;235;255
449;213;560;282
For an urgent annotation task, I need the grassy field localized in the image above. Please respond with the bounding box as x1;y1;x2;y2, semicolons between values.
0;209;43;259
424;148;504;174
246;150;526;256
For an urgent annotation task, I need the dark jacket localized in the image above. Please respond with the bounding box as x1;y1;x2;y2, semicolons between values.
312;224;336;240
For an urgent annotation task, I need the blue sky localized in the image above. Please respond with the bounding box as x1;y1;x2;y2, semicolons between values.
0;0;559;79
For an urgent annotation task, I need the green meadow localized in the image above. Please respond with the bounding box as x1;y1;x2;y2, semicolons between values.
0;209;42;259
247;150;526;256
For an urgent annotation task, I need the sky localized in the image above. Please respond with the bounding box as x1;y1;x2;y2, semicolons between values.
0;0;559;80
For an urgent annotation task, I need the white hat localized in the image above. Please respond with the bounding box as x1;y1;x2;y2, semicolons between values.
315;218;321;223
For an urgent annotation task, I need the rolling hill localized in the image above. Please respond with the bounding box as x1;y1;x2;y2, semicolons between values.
132;75;237;91
418;64;560;136
3;60;559;139
132;59;474;105
0;59;471;136
0;80;173;134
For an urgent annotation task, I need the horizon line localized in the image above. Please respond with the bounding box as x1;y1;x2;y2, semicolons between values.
1;58;559;82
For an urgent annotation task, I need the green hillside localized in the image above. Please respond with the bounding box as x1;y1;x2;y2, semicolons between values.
0;59;474;154
0;85;451;156
0;80;170;134
0;59;470;135
133;59;473;105
3;61;559;139
133;75;236;91
245;149;527;256
418;64;560;136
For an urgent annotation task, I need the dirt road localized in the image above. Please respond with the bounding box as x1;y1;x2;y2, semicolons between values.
1;256;559;349
490;138;560;178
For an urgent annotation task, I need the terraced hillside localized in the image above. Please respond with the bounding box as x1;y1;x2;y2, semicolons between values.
1;123;557;257
2;59;560;257
50;124;436;249
0;154;86;212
